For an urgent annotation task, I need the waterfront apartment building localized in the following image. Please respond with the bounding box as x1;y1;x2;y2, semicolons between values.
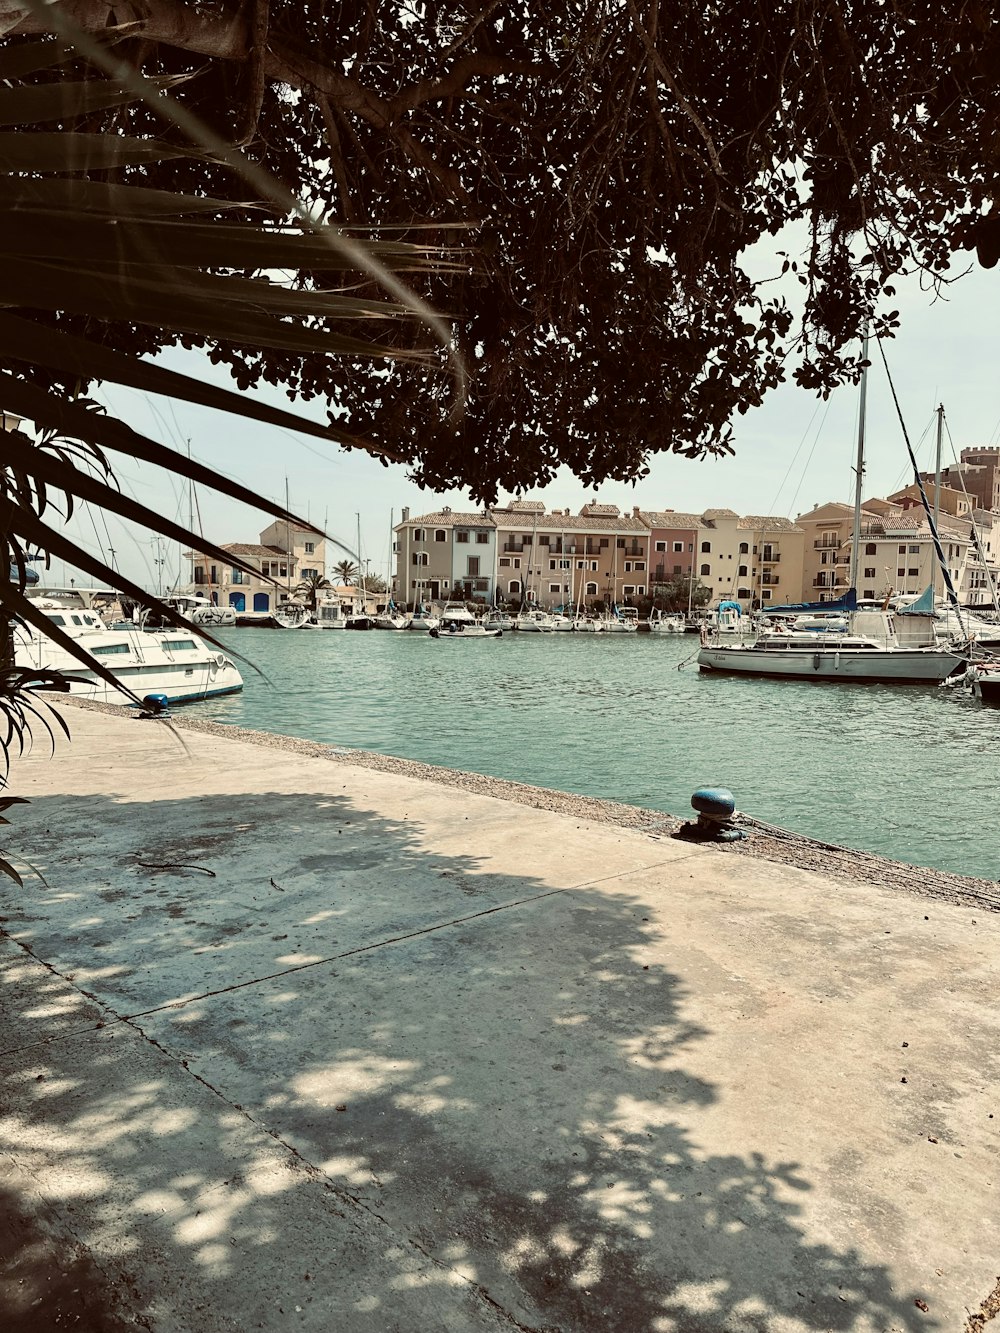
795;501;973;602
681;510;805;610
394;501;653;610
188;521;326;616
641;511;701;587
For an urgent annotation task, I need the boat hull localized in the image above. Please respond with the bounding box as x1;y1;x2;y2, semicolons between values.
697;644;963;683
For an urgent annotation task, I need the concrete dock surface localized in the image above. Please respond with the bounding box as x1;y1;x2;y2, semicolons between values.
1;701;998;1332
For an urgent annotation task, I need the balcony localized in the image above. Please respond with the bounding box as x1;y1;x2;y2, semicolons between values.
760;552;781;563
812;575;845;589
502;542;528;553
760;574;780;587
813;538;843;550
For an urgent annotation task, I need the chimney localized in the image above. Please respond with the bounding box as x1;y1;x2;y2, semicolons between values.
402;506;410;522
633;506;640;517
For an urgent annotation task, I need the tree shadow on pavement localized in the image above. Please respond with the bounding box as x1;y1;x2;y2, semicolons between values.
0;786;933;1332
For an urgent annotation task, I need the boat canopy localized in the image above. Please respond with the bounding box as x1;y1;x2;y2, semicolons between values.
718;600;742;614
762;588;858;615
895;585;935;615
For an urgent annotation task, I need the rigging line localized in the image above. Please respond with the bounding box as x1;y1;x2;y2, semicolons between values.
767;397;823;515
786;396;832;519
887;416;935;496
875;338;965;628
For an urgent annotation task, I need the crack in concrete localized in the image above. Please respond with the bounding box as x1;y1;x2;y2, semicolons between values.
0;853;692;1058
966;1277;1000;1332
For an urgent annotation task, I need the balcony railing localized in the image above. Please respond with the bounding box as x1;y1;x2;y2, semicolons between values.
760;575;780;586
760;552;781;563
502;542;528;553
813;538;843;550
812;575;846;588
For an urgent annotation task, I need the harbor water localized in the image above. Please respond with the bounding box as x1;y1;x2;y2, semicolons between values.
200;628;999;882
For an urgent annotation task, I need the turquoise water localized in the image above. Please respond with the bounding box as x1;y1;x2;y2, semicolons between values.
199;628;999;881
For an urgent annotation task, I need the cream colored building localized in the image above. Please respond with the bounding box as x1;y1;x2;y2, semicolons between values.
188;521;326;617
693;510;806;609
795;501;972;602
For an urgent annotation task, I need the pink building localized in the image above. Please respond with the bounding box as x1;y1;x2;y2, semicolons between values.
640;510;703;587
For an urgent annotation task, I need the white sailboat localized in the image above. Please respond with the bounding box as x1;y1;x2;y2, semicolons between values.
697;335;966;684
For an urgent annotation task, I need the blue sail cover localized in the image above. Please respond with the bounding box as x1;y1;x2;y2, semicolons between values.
895;585;935;615
718;600;742;614
762;588;858;615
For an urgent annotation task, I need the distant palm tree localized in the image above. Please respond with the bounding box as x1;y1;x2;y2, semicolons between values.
295;573;333;611
334;560;359;585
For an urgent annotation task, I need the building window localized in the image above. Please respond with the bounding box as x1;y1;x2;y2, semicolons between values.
634;562;645;572
616;537;626;549
549;559;556;570
636;586;645;595
413;528;426;542
476;531;489;544
738;565;748;576
864;566;876;578
193;566;205;584
624;562;632;572
908;544;920;553
655;541;667;552
508;580;521;594
623;585;635;596
590;561;598;571
456;531;469;543
700;564;711;576
585;582;598;595
673;565;682;575
499;557;510;567
253;592;270;613
701;541;711;553
301;567;317;580
897;567;905;577
739;542;749;554
907;567;918;577
863;588;875;599
231;568;245;585
673;541;684;552
304;541;315;554
865;543;877;555
762;589;772;601
514;558;521;569
549;583;560;593
898;544;906;554
737;587;751;599
412;552;428;566
467;557;480;577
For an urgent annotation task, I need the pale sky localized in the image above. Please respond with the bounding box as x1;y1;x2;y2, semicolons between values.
38;251;1000;594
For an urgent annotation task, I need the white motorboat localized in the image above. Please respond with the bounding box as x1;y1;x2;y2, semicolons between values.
407;609;441;631
16;600;243;705
572;616;604;632
316;599;348;628
481;609;514;631
600;609;638;633
273;604;311;629
373;611;409;630
648;611;685;634
429;623;502;639
440;601;478;629
550;612;575;631
515;609;555;632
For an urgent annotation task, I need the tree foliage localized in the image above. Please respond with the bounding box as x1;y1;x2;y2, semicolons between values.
6;0;999;505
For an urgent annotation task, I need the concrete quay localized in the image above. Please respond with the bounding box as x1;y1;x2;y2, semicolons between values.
1;701;998;1333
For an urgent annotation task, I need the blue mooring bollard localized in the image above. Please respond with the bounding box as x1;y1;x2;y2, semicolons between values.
137;692;171;719
679;786;748;842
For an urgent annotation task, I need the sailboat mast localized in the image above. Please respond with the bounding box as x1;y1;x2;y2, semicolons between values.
356;512;365;614
848;328;869;591
285;477;291;600
932;404;944;600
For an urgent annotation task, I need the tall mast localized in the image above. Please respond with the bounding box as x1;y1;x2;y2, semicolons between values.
932;403;944;600
356;512;365;613
285;476;291;599
848;328;869;591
